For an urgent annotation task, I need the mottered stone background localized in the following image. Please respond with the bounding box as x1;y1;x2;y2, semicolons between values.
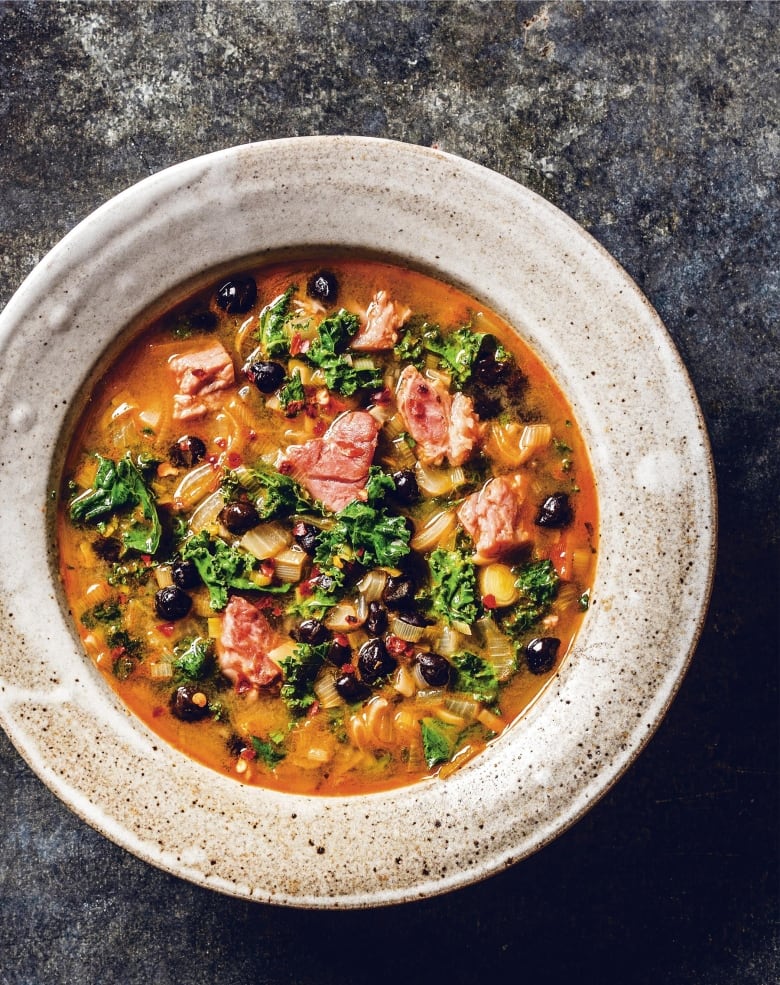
0;3;777;983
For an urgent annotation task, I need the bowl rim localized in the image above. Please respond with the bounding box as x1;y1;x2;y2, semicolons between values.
0;136;717;907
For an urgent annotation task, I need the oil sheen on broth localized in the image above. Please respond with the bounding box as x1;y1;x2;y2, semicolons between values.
58;258;597;795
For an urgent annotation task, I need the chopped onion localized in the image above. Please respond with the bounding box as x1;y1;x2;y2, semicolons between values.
357;569;388;602
154;565;174;590
188;489;226;534
324;600;366;632
314;670;344;709
477;707;506;733
485;633;516;681
272;547;309;583
149;661;173;681
444;695;480;721
240;522;292;560
478;563;519;608
389;616;427;642
572;547;592;581
174;462;220;511
393;664;417;697
433;623;463;657
414;462;466;497
518;423;552;463
410;508;458;553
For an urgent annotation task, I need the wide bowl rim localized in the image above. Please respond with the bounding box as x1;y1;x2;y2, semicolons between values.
0;136;717;907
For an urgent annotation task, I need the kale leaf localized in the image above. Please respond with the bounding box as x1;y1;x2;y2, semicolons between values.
173;636;213;681
278;641;330;715
181;531;258;610
451;651;499;703
251;734;287;768
305;309;384;395
420;717;458;768
278;371;306;413
222;464;315;520
256;285;296;357
313;501;412;590
394;321;486;388
501;559;560;637
69;453;162;554
428;547;480;626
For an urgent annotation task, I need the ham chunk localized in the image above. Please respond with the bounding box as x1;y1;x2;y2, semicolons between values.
395;365;480;466
217;596;281;692
351;290;411;351
457;474;531;563
280;410;380;512
169;341;235;422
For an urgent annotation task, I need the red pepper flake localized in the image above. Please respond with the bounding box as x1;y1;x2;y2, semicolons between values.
214;437;227;449
307;700;321;717
248;429;257;441
304;400;319;419
240;747;257;761
298;580;314;597
156;622;176;637
333;633;349;648
260;559;275;578
152;706;164;718
140;554;152;566
313;419;327;436
386;635;414;658
227;451;243;469
117;593;128;605
206;454;220;465
482;594;498;610
110;646;126;659
341;663;355;674
278;460;293;475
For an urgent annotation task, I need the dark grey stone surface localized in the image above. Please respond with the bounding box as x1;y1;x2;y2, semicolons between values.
0;2;777;983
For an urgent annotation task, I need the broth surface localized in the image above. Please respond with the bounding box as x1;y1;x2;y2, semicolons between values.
58;258;597;794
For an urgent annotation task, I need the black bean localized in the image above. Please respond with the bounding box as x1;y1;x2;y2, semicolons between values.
306;270;339;305
366;600;388;636
154;585;192;621
216;276;257;314
327;635;352;666
294;619;331;646
170;683;210;722
526;637;561;675
169;435;207;468
293;522;319;555
171;558;201;590
357;638;396;684
246;360;286;394
219;501;260;535
535;492;573;529
335;672;370;703
473;334;508;385
391;468;420;505
417;652;452;688
382;574;416;610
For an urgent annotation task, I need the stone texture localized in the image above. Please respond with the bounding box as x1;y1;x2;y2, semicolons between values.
0;2;777;983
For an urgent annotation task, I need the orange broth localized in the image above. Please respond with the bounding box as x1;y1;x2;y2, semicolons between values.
58;257;597;795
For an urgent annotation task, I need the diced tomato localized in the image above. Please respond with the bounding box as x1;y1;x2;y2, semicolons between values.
156;622;176;637
386;635;414;658
227;451;243;468
240;746;257;761
482;594;497;610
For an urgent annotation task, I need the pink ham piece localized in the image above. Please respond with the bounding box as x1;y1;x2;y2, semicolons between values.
280;410;380;512
395;365;480;466
457;474;531;563
169;341;235;422
217;596;281;693
350;290;411;351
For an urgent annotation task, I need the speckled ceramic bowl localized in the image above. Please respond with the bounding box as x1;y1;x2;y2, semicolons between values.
0;137;715;907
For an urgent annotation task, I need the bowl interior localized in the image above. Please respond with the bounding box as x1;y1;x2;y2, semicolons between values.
0;137;716;907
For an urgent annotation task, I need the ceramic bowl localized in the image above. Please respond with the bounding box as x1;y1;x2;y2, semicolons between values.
0;137;716;907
